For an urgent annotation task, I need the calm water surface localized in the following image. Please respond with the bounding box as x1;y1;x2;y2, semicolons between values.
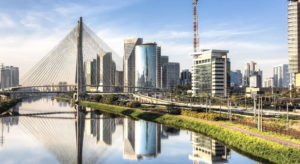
0;97;260;164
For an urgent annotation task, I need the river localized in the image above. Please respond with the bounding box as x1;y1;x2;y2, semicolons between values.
0;97;260;164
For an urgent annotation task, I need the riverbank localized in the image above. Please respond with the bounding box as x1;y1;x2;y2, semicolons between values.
0;99;21;114
55;97;72;103
78;100;300;164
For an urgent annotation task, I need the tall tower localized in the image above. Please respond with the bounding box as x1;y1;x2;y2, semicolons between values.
123;38;143;93
193;0;199;52
288;0;300;87
76;17;86;101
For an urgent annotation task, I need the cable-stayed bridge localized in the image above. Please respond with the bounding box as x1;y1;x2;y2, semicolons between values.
1;17;142;99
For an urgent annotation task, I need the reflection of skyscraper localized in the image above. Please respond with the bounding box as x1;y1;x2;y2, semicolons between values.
123;118;139;160
161;125;180;139
85;111;97;137
123;119;161;160
189;133;229;164
97;115;116;145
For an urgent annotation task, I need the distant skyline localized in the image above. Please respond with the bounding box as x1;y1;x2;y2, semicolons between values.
0;0;289;79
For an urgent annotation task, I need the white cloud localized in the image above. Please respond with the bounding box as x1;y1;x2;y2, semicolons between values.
200;28;265;39
0;0;287;81
0;15;16;29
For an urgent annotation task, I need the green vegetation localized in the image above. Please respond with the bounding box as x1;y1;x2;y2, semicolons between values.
79;100;300;164
0;99;21;114
182;109;228;121
166;103;181;114
55;97;72;103
99;95;119;104
126;101;141;108
220;121;300;145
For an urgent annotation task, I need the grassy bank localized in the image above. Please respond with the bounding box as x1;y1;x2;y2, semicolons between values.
55;97;72;103
0;99;21;114
79;101;300;164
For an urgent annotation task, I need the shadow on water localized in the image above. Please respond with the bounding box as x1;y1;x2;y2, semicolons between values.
94;109;121;119
136;112;163;121
231;147;275;164
121;109;135;115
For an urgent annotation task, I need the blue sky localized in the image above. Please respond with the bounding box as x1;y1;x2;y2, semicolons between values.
0;0;289;78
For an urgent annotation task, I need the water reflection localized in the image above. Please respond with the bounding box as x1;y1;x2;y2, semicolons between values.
189;133;229;164
123;118;161;160
0;97;257;164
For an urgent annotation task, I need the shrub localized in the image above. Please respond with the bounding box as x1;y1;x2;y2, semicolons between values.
166;103;181;115
92;95;102;102
181;109;227;121
100;95;119;104
0;99;20;114
118;101;128;106
126;101;141;108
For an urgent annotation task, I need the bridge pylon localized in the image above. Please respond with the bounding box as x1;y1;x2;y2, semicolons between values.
75;17;86;101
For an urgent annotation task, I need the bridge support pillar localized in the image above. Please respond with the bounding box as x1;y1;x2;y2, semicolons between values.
75;17;86;101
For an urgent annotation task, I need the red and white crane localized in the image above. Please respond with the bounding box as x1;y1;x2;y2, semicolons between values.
193;0;199;52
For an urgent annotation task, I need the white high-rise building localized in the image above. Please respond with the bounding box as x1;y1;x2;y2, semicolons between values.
263;77;274;88
273;64;290;88
242;61;257;87
288;0;300;86
192;49;230;97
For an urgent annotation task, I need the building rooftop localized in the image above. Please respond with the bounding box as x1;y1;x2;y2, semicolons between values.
191;49;229;58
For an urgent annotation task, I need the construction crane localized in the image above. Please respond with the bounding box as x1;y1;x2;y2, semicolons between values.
193;0;199;52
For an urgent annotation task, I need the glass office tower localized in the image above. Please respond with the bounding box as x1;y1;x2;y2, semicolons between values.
124;38;143;93
135;43;157;91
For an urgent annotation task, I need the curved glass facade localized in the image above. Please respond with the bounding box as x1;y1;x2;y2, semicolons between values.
135;43;157;90
135;120;159;157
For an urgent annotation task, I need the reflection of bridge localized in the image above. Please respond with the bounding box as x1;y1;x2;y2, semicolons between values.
0;103;121;164
0;98;168;163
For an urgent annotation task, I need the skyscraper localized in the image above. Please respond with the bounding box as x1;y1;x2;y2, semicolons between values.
249;72;262;88
180;69;192;86
288;0;300;86
243;61;257;87
135;43;158;91
273;64;290;88
123;38;143;93
161;63;180;89
10;67;19;87
263;77;274;88
160;56;169;67
156;46;161;88
0;66;19;89
84;59;96;86
192;49;230;97
230;70;242;88
97;52;113;92
115;71;124;92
